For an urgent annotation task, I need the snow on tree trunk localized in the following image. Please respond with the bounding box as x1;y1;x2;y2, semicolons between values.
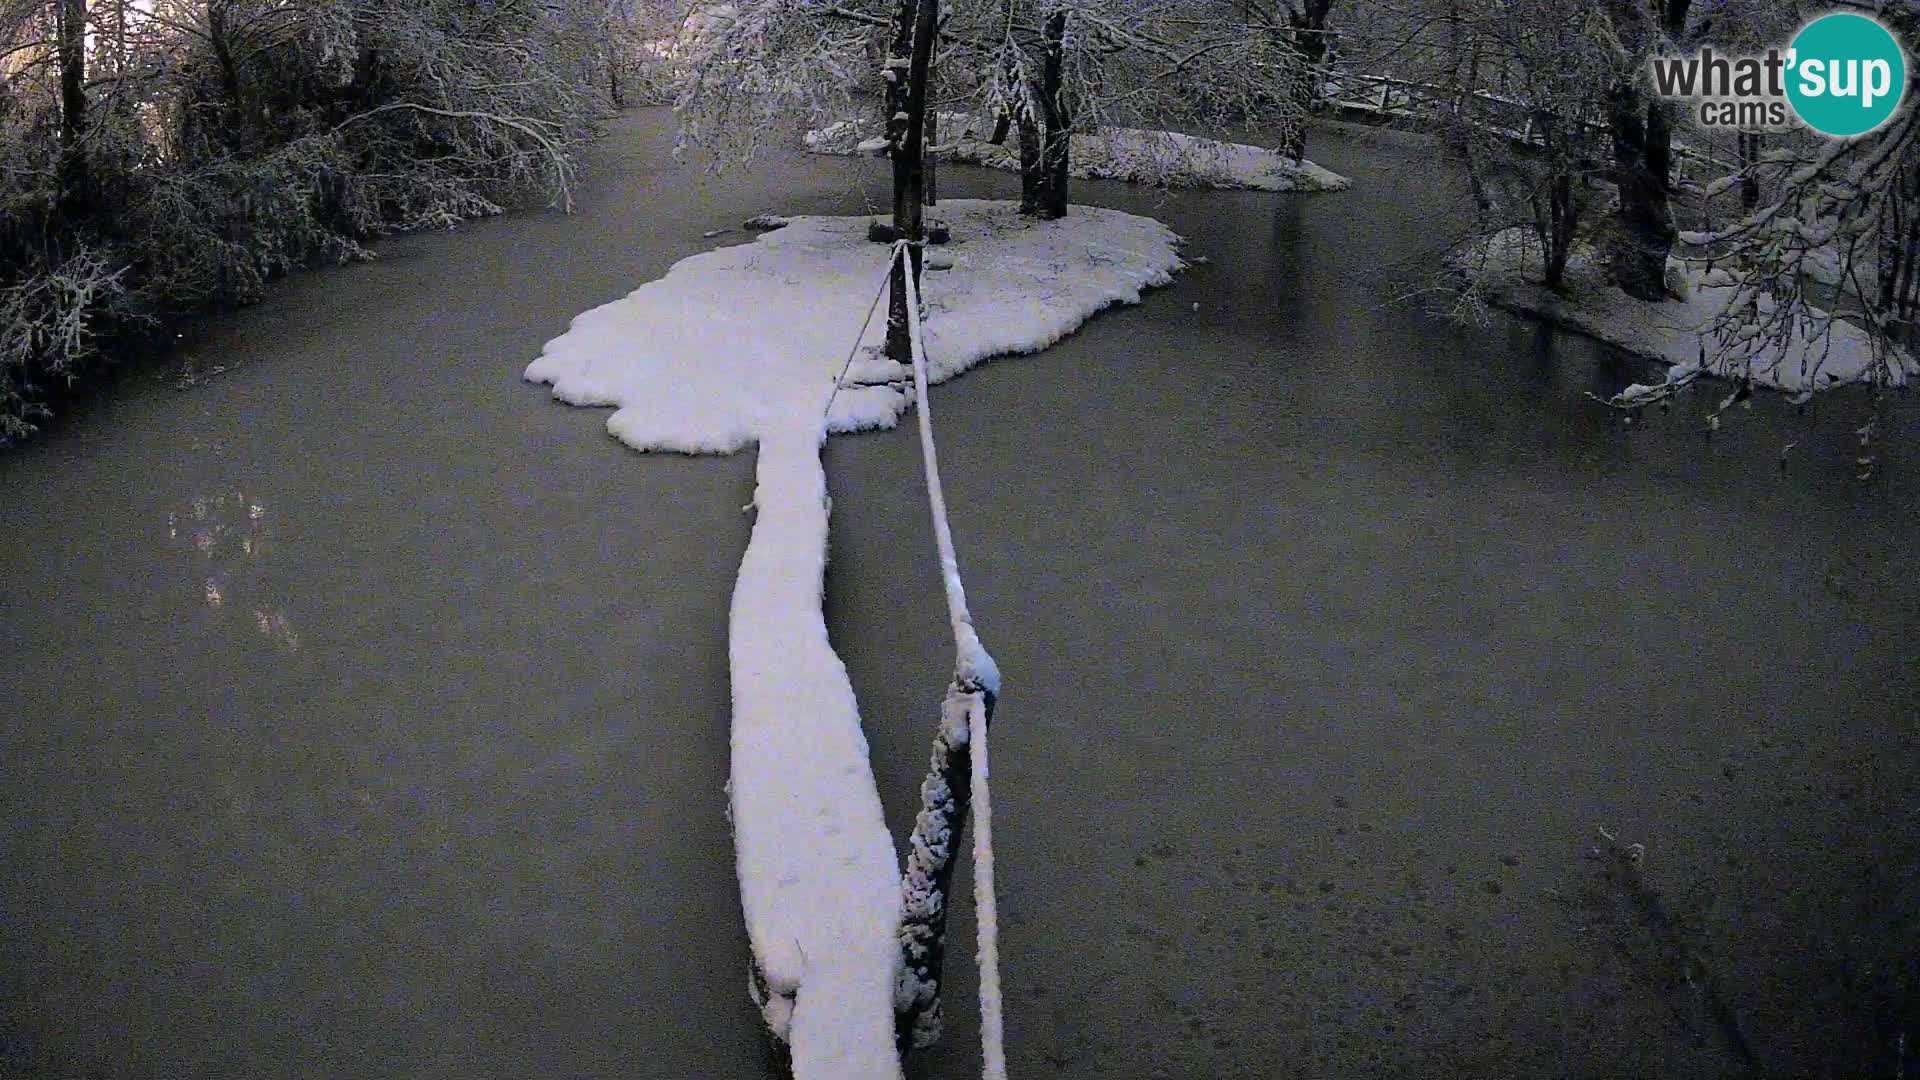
885;0;914;156
730;428;905;1080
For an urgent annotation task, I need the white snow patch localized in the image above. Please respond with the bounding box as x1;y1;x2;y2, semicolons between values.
1454;227;1916;400
806;115;1351;193
524;199;1182;1079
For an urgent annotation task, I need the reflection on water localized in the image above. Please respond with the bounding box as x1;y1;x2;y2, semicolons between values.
166;489;300;651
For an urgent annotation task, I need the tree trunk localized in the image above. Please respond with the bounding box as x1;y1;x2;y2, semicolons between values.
1281;0;1333;162
883;0;916;359
1606;0;1690;301
1043;120;1069;218
209;1;247;136
1883;162;1920;321
924;104;937;207
1531;115;1579;291
110;0;127;74
1036;10;1069;220
885;0;938;362
1016;107;1043;215
885;0;914;160
1443;0;1489;213
921;0;942;208
1607;81;1676;300
1008;38;1044;217
56;0;87;218
1738;130;1761;210
1899;213;1920;320
1543;173;1576;290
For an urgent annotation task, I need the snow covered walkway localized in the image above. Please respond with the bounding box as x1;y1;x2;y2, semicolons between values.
525;200;1182;1077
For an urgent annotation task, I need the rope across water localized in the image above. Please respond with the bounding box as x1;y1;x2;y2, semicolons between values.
897;241;1008;1080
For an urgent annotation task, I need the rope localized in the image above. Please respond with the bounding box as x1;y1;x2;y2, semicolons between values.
894;247;994;683
967;691;1006;1080
897;241;1008;1080
820;258;897;423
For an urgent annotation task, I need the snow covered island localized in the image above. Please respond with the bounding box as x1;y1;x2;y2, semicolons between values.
524;199;1183;1079
807;114;1351;193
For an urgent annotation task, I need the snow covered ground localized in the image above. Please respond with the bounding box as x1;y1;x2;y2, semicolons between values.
806;114;1351;193
1455;227;1916;403
525;199;1182;1079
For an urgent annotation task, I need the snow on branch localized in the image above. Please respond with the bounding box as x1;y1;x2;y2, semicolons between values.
1670;100;1920;397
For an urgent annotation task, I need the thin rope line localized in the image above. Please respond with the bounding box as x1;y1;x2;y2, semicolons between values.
821;256;898;424
898;243;984;665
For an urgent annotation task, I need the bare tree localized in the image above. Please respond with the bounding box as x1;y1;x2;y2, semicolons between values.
677;0;1324;223
964;1;1324;216
1343;0;1612;291
1225;0;1336;162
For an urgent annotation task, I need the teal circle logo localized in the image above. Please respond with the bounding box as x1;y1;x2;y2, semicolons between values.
1786;13;1908;137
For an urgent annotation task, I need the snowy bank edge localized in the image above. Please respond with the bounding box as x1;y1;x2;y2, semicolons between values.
523;201;1190;450
806;116;1352;194
1451;228;1915;401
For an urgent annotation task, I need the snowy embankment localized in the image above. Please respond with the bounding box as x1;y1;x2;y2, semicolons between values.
1455;228;1916;401
806;114;1350;193
525;200;1182;1078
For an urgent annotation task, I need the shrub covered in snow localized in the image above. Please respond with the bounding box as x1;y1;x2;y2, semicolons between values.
0;0;658;443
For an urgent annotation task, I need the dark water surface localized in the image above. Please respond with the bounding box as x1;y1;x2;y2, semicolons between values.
2;110;1915;1079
